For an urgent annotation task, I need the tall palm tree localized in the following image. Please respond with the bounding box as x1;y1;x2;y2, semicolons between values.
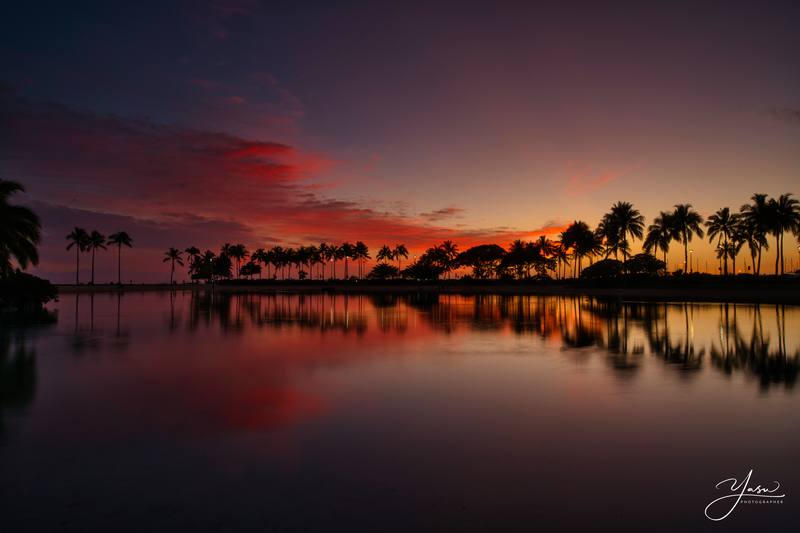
163;247;184;285
739;193;773;275
85;230;106;284
597;202;644;261
644;211;673;269
318;243;331;279
377;245;394;264
772;193;800;274
354;241;370;279
229;244;248;278
340;242;355;279
439;240;459;278
0;179;40;277
393;244;409;272
107;231;133;285
562;221;599;276
184;246;201;281
66;227;90;284
705;208;737;275
670;204;704;273
251;248;267;279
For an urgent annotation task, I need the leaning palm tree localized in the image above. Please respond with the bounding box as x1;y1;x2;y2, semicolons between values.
670;204;704;273
108;231;133;285
0;179;40;277
644;211;673;269
772;193;800;274
163;247;184;285
705;208;737;275
66;227;90;284
86;230;106;284
393;244;409;272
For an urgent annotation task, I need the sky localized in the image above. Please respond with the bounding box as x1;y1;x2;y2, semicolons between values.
1;0;799;282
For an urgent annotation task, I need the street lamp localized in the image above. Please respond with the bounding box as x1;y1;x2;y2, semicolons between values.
689;249;694;274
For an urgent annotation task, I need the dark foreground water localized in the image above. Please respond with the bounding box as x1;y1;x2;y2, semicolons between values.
1;291;798;532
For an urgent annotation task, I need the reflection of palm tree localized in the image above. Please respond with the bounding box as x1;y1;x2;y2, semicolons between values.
670;204;704;273
66;227;89;285
0;179;41;277
86;230;106;284
163;247;184;285
108;231;133;285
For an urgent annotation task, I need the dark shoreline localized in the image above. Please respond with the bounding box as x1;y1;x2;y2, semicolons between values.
55;276;800;304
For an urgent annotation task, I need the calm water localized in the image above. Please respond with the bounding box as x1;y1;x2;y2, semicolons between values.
1;291;798;532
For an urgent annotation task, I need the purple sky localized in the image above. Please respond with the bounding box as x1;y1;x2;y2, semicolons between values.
2;1;798;281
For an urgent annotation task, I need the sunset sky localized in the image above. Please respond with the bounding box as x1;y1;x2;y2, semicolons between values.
2;1;799;282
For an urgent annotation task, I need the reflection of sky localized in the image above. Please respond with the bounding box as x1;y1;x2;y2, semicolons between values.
2;2;799;281
1;292;799;530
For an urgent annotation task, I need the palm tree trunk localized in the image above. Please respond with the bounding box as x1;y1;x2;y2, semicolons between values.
683;233;689;273
91;248;96;284
170;260;175;284
775;234;780;275
757;247;762;275
117;244;121;284
75;246;80;285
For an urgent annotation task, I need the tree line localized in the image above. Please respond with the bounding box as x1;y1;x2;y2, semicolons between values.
2;179;798;284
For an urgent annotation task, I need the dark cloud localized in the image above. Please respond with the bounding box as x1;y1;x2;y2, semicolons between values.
420;206;465;222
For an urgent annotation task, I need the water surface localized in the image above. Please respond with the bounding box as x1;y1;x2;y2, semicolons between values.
1;292;798;532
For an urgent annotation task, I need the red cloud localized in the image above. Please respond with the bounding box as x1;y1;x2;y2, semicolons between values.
3;95;563;282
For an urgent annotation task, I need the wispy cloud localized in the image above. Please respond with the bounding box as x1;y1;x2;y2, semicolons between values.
420;206;465;222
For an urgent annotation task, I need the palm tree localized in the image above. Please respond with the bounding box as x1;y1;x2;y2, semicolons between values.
251;248;267;279
354;241;370;279
377;245;394;264
0;179;40;277
228;243;248;278
772;193;800;274
163;247;184;285
644;212;673;269
562;221;599;276
85;230;106;284
107;232;133;285
739;193;773;275
439;240;459;278
393;244;409;272
670;204;704;273
66;227;90;284
184;246;201;281
705;208;737;275
340;242;355;279
318;243;331;279
596;202;644;261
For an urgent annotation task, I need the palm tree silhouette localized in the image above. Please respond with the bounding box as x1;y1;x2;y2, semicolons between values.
393;244;409;272
705;208;737;275
644;211;673;269
0;179;40;277
354;241;370;279
163;247;184;285
228;244;248;278
86;230;106;284
597;202;644;261
772;193;800;274
377;245;394;264
439;240;459;279
341;242;355;279
107;231;133;285
670;204;704;273
184;246;201;281
739;194;772;275
251;248;267;279
66;227;89;284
